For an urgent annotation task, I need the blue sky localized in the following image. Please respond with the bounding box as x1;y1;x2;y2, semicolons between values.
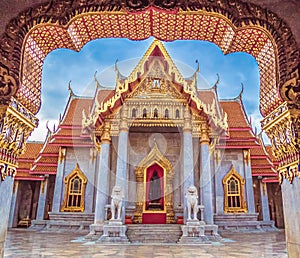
30;37;265;142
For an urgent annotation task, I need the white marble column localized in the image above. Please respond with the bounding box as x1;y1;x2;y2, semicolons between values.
200;124;214;224
8;181;19;228
260;181;270;221
0;176;14;257
36;177;49;220
243;150;255;213
182;106;194;222
84;148;97;213
52;147;66;213
115;105;129;222
94;122;111;225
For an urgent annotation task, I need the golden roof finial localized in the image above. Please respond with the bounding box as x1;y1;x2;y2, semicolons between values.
195;59;200;73
94;71;100;88
68;80;75;96
213;73;220;89
238;83;244;99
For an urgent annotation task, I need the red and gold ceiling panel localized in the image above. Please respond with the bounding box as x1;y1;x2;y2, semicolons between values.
256;40;282;115
18;8;280;117
68;12;151;50
151;10;234;52
17;26;77;113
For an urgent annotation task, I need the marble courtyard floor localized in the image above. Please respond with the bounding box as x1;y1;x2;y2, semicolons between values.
4;229;287;257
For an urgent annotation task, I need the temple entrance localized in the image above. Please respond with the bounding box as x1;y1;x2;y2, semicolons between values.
143;163;166;224
133;144;175;224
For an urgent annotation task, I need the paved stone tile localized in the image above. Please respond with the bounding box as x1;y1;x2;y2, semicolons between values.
4;229;287;257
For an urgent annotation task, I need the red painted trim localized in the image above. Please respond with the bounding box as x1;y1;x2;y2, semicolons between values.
226;138;257;142
15;176;44;181
251;165;274;169
251;155;269;159
33;163;57;167
48;143;93;147
229;127;252;131
29;171;56;175
52;135;83;139
217;145;259;149
262;178;279;183
252;173;277;177
58;125;82;129
41;153;59;157
16;169;31;173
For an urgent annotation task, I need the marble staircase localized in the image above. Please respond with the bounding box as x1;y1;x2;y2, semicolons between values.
127;224;182;243
30;212;94;232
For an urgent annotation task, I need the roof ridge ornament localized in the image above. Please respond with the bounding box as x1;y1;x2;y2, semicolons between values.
195;59;200;74
233;83;244;101
68;80;75;97
94;71;108;89
213;73;220;90
238;83;244;100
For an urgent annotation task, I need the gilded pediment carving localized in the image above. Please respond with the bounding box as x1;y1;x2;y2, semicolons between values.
127;77;182;100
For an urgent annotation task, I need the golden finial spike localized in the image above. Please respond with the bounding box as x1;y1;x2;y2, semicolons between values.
239;83;244;98
68;80;74;96
195;59;200;73
94;71;100;88
214;73;220;87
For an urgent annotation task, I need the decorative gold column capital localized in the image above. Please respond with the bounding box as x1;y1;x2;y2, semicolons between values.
262;102;300;184
58;147;66;164
0;98;38;181
183;105;192;132
101;121;111;144
200;123;210;144
119;105;129;132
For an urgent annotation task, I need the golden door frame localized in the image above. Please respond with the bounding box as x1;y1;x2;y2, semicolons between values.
133;143;175;224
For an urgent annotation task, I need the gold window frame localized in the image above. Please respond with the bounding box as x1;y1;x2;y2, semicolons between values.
61;163;87;212
222;165;247;213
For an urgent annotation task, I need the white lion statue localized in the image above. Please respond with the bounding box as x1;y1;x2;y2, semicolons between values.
186;186;199;221
110;186;124;220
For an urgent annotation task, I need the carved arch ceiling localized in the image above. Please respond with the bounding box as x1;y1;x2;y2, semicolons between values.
0;0;299;117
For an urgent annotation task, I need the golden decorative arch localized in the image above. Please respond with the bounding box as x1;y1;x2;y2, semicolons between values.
61;163;87;212
133;143;175;223
0;0;298;116
222;165;247;213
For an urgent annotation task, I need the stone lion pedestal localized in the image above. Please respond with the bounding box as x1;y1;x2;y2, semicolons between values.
98;220;129;243
179;220;210;243
178;186;220;244
98;186;129;243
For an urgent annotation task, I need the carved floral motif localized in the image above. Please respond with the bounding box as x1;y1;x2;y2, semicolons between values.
0;98;38;181
261;102;300;184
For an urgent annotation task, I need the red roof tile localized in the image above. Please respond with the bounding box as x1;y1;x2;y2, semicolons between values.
220;101;250;128
19;142;43;160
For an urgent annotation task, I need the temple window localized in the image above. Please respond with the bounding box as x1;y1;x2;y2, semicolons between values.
143;108;147;118
175;109;180;118
132;108;137;118
165;109;169;119
61;164;87;212
222;165;247;213
154;108;158;118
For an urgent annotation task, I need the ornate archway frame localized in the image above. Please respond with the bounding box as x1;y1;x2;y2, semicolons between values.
0;1;298;182
0;0;298;114
133;143;176;224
